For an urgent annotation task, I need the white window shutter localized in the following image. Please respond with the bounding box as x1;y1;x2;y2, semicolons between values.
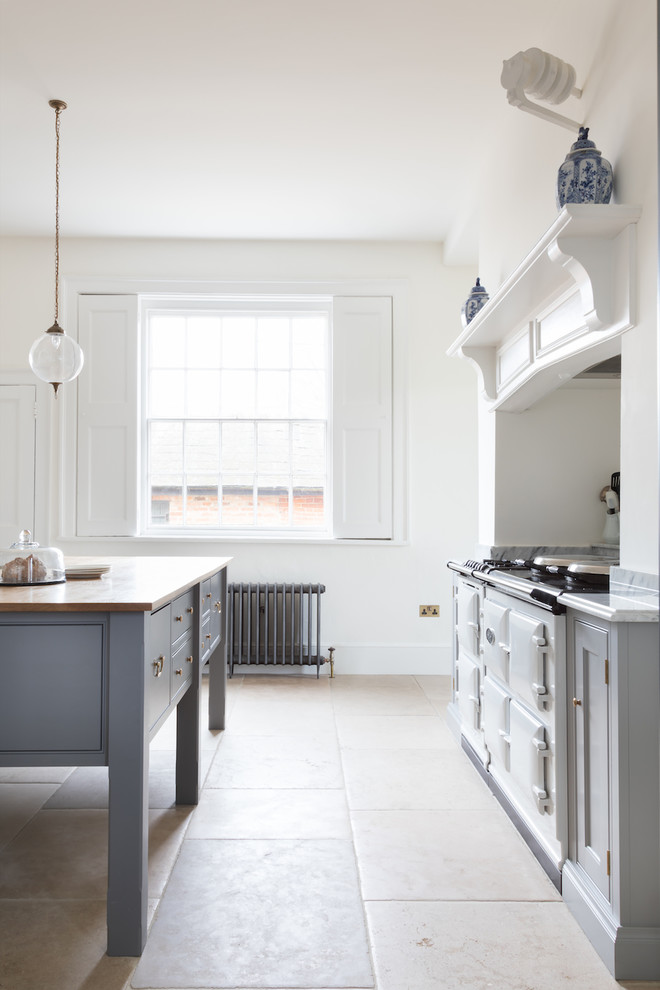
332;296;392;539
0;385;36;545
76;295;139;536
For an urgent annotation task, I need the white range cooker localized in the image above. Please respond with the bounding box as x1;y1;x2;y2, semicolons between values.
447;554;613;889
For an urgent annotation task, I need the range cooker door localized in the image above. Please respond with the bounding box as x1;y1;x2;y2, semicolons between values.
509;700;551;814
509;611;550;712
456;579;480;661
457;653;480;733
482;674;509;771
482;598;509;684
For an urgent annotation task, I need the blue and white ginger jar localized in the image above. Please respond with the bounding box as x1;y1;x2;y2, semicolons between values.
461;277;489;327
556;127;613;209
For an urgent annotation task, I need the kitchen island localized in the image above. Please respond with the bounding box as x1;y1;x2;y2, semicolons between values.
0;555;231;956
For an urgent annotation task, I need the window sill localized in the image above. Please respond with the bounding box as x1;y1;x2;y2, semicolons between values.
64;532;408;548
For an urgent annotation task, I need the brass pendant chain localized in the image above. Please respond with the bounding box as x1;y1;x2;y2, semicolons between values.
53;103;61;323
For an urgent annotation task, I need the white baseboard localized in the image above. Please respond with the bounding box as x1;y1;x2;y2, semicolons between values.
228;644;451;676
321;643;451;675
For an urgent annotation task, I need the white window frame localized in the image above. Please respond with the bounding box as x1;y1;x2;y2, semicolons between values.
140;295;333;538
60;277;408;545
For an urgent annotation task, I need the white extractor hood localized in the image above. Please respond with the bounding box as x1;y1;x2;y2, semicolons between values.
448;204;641;412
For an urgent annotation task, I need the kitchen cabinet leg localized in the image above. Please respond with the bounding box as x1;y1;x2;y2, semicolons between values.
106;612;149;956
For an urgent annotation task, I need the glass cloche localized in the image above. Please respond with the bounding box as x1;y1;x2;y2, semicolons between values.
0;530;66;585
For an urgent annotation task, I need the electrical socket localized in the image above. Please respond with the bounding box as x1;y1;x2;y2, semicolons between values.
419;605;440;617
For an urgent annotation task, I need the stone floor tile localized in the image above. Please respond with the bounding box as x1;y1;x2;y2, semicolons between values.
187;787;351;839
335;713;455;750
330;675;436;715
351;808;560;901
0;782;59;850
131;838;374;989
0;899;136;990
366;900;622;990
206;733;343;789
225;697;337;736
342;748;495;810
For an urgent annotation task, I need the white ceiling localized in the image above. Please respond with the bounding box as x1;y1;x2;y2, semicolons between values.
0;0;618;263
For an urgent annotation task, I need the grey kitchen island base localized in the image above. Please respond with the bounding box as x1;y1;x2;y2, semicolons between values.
0;556;230;957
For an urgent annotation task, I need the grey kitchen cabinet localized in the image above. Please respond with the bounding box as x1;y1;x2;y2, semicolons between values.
564;610;660;980
0;556;231;957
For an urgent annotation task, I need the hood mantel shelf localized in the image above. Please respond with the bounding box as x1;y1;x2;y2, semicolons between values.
448;204;641;412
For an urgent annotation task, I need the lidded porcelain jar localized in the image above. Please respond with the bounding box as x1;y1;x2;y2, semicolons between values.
0;530;65;585
556;127;613;208
461;277;489;327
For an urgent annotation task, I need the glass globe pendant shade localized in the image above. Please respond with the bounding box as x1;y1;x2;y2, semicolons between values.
29;322;84;395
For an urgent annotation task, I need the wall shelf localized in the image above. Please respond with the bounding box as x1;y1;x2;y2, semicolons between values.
447;204;641;412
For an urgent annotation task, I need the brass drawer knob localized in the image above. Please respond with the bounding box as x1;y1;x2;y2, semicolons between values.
573;698;582;707
214;601;222;612
186;655;194;663
175;614;183;622
175;668;183;676
206;633;211;641
186;606;194;615
206;592;212;599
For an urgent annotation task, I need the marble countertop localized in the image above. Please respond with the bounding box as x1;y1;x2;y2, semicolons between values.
558;589;658;622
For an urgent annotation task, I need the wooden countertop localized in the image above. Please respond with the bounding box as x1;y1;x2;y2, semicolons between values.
0;556;232;612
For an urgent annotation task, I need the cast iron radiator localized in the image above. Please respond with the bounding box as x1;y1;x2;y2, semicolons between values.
227;583;332;678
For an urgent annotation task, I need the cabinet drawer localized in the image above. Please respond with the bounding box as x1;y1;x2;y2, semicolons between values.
148;605;171;730
209;570;223;652
201;614;211;663
201;578;213;617
171;590;195;646
171;633;194;699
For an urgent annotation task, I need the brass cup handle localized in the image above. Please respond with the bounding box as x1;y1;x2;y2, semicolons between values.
152;655;165;677
573;698;582;707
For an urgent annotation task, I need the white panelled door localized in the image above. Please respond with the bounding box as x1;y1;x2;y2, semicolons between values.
0;385;36;545
77;295;139;536
332;296;392;539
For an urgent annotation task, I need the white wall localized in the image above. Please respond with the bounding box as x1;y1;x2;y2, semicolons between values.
0;236;477;673
475;1;658;574
493;385;621;547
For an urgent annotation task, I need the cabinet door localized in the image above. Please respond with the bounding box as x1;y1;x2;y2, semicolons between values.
573;619;610;901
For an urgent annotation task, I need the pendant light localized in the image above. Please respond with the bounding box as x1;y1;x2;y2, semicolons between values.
28;99;84;396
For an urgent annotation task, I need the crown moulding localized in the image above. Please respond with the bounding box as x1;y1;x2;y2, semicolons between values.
448;204;642;412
